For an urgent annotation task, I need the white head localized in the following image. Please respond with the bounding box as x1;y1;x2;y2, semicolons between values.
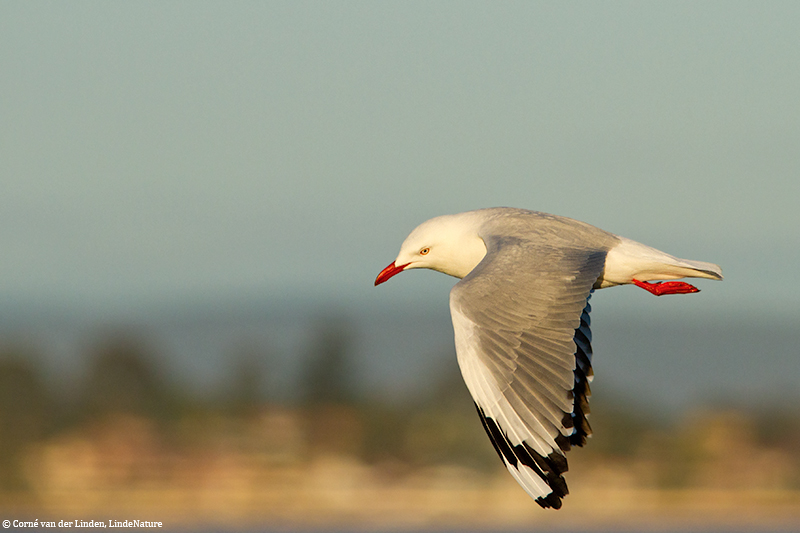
374;212;488;285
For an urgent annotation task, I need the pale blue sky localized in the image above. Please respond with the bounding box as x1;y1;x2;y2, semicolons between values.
2;2;798;318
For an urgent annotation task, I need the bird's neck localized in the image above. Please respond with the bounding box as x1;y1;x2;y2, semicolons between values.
438;234;487;279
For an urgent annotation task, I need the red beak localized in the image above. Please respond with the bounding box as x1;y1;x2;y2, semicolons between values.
374;261;410;286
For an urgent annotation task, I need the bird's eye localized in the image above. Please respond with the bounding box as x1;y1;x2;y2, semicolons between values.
419;247;430;255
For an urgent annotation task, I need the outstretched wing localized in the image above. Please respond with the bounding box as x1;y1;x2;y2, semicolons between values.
450;235;607;509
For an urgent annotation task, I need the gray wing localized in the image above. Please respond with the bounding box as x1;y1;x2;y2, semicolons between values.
450;233;608;509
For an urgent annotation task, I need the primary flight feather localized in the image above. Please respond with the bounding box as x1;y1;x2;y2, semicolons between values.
374;208;722;509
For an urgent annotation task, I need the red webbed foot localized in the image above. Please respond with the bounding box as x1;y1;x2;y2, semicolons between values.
632;279;700;296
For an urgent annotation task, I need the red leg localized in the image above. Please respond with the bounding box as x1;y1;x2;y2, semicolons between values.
632;279;700;296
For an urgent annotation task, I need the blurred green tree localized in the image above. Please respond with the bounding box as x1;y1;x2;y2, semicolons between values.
0;348;51;491
78;332;180;422
300;317;355;406
300;317;364;456
226;342;267;417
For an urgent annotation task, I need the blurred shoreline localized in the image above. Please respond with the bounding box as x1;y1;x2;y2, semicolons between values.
0;302;798;531
1;405;799;531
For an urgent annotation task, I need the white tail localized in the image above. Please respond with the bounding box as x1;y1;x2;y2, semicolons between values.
601;236;723;287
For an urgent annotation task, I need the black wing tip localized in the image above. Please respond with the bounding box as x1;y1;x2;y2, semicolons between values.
474;404;570;509
536;492;564;509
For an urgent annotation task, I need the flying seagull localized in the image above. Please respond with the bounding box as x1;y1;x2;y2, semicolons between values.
374;208;722;509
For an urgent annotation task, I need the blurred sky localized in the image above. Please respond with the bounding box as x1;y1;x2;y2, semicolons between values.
1;2;799;321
